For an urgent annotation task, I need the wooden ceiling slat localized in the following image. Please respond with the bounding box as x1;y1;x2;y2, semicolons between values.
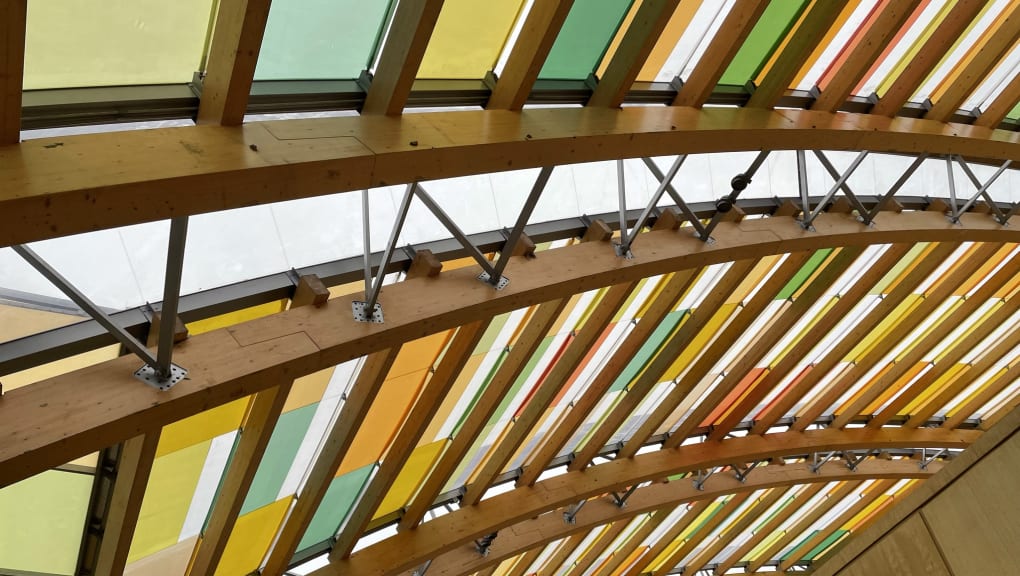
673;0;771;107
750;242;960;434
806;242;1004;431
261;346;402;576
196;0;273;126
682;488;787;575
591;509;671;576
746;0;850;109
397;299;568;531
622;500;714;576
461;283;636;507
974;70;1020;128
565;522;629;576
588;0;683;108
506;547;545;576
569;259;758;472
650;492;753;576
331;321;488;559
515;268;703;488
362;0;445;115
926;4;1020;122
978;386;1020;430
487;0;575;110
711;484;826;575
537;532;589;576
812;0;924;113
941;364;1018;429
0;0;26;145
870;0;986;117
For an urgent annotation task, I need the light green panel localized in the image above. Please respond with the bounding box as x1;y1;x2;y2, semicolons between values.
0;470;92;574
1008;101;1020;120
452;348;509;436
781;529;821;561
718;0;810;86
777;249;833;301
255;0;393;80
297;464;376;552
241;402;318;514
611;310;688;392
24;0;215;89
538;0;634;79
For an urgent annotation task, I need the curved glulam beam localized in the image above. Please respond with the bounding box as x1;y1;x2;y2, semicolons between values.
4;106;1020;247
316;428;975;576
0;213;1014;489
319;457;945;576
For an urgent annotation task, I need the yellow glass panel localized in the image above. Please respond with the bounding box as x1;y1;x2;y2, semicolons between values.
729;256;783;304
843;295;923;362
283;367;335;412
929;5;1009;102
418;0;526;78
596;0;644;78
390;331;452;380
875;3;955;96
901;362;970;415
24;0;215;90
129;440;211;562
214;497;293;576
898;300;962;361
843;495;890;529
636;0;704;81
124;536;197;576
422;353;485;442
611;546;649;576
374;439;448;519
770;297;838;367
0;303;80;344
935;301;1001;364
1;343;118;392
157;397;249;458
870;243;928;295
549;292;585;336
747;528;786;559
186;300;287;335
661;304;739;381
951;244;1012;296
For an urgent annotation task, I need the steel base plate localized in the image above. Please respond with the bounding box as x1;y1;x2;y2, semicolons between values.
612;243;634;259
352;301;384;323
134;363;188;391
477;272;510;290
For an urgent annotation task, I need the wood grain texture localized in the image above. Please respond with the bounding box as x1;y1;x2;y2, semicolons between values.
0;0;26;145
197;0;272;125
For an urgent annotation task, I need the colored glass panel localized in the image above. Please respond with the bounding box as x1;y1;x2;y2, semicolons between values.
0;470;92;575
24;0;214;89
797;0;876;90
718;0;810;86
704;367;768;426
284;368;335;412
241;402;317;514
612;310;687;392
124;537;197;576
777;249;833;301
298;464;375;552
186;300;288;335
0;302;80;345
255;0;393;80
1009;100;1020;119
636;0;705;81
803;529;848;561
375;439;448;518
157;397;249;458
418;0;524;79
538;0;634;79
215;497;292;576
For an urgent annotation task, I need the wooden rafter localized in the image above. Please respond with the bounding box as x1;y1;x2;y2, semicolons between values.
746;0;850;109
621;500;713;576
460;283;636;506
320;427;972;576
93;432;161;576
538;532;589;576
565;522;629;576
942;362;1019;429
591;510;671;576
673;0;770;107
260;346;402;576
974;70;1020;128
0;0;26;145
870;0;986;117
569;259;759;471
651;492;754;576
506;547;544;576
362;0;445;115
196;0;273;125
397;299;568;530
677;488;786;575
4;216;1018;491
811;0;925;112
487;0;574;110
588;0;682;108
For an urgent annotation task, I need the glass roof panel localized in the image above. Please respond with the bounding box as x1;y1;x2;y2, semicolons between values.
857;0;947;97
538;0;634;80
254;0;393;80
718;0;810;86
652;0;734;82
417;0;525;79
635;0;705;82
24;0;214;90
963;41;1020;111
797;0;881;91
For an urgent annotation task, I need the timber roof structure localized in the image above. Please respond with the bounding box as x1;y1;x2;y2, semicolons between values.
1;1;1020;576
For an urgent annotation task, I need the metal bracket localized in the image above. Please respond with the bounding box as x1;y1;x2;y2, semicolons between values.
474;532;498;556
563;499;587;524
610;484;639;508
733;461;760;483
920;448;947;470
411;560;432;576
133;363;188;392
612;242;634;259
692;468;715;491
352;301;384;323
810;451;837;473
843;449;872;472
477;271;510;290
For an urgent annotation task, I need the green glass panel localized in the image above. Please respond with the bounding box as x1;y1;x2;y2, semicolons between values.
610;310;688;392
254;0;393;80
0;470;92;574
718;0;810;86
804;529;848;560
781;529;820;561
776;249;833;301
452;348;509;436
297;464;376;552
1007;101;1020;120
538;0;634;80
240;403;317;514
688;499;727;535
476;312;512;354
754;495;795;532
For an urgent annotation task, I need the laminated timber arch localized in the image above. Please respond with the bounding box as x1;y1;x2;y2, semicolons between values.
1;106;1020;247
313;428;974;576
0;210;1015;489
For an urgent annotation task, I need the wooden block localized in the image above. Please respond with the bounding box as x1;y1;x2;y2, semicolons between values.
407;249;443;278
773;200;801;218
720;204;746;222
926;198;951;213
881;198;905;213
829;197;855;214
652;207;682;231
508;232;536;258
146;312;189;347
581;219;613;243
292;274;330;308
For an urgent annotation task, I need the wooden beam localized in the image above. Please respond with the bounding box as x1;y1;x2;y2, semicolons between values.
487;0;575;110
4;214;1019;490
673;0;770;107
746;0;850;109
537;532;588;576
564;522;629;576
870;0;986;117
292;274;331;308
651;493;754;576
0;0;26;145
942;363;1018;429
318;428;973;576
460;283;636;506
505;547;544;576
330;320;489;558
362;0;445;115
6;106;1020;248
588;0;682;108
811;0;924;113
516;269;702;487
974;71;1020;128
196;0;273;126
710;484;826;575
591;510;671;576
926;3;1020;123
93;432;161;576
397;299;568;530
260;346;402;576
621;500;714;576
568;259;758;470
